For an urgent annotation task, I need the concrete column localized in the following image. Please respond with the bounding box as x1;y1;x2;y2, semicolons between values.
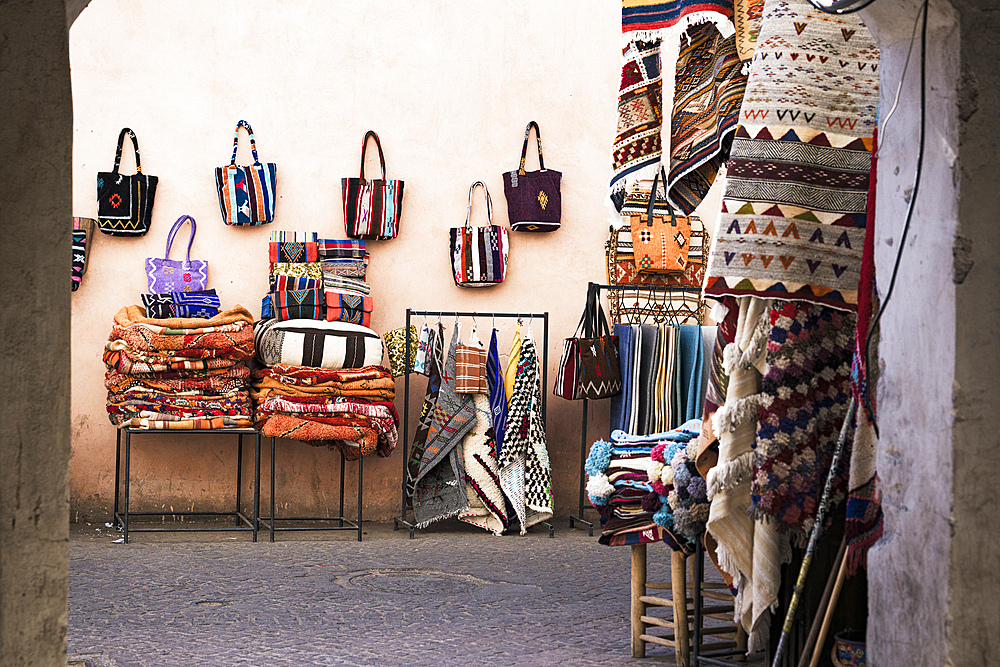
0;0;73;664
864;0;1000;665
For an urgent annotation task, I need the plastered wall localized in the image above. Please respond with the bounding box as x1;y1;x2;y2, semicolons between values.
69;0;640;522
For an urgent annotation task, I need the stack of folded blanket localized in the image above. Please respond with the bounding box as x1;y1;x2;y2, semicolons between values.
104;305;255;430
586;419;702;549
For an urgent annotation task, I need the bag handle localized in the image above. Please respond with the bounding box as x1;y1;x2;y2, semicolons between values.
112;128;143;175
359;130;387;181
164;215;196;267
230;120;262;166
465;181;494;230
518;121;546;175
646;166;678;227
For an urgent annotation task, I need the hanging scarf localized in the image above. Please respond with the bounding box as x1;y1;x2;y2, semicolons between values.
486;328;509;457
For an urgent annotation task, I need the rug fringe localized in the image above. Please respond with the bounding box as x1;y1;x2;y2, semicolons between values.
414;507;465;531
712;393;760;434
707;450;753;497
622;12;736;48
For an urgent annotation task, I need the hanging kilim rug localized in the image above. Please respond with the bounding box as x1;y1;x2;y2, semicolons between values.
752;300;855;542
667;22;747;215
610;39;664;209
703;0;879;312
622;0;734;42
733;0;765;63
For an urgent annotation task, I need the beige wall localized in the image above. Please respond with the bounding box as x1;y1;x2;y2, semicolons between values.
69;0;631;522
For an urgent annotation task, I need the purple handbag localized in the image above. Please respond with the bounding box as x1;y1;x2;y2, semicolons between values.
145;215;209;293
502;121;562;232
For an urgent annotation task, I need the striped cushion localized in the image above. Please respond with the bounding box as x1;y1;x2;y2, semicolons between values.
254;319;384;370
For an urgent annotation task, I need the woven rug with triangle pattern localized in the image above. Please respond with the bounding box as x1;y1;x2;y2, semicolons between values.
703;0;879;312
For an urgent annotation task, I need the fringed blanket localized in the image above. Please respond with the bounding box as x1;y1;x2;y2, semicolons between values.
499;330;553;534
622;0;734;41
610;39;664;209
411;324;476;529
256;413;382;459
668;22;746;214
703;0;879;311
458;393;509;536
752;301;855;541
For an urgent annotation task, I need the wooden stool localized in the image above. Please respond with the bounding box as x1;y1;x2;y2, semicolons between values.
631;542;741;665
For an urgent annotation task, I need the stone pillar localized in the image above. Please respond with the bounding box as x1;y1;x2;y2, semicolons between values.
864;0;1000;665
0;0;73;664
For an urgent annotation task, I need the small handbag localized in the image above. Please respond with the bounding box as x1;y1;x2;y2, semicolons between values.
325;290;373;327
72;217;97;291
384;325;418;377
97;128;158;237
503;121;562;232
215;120;277;226
450;181;509;287
629;168;692;274
554;288;622;400
145;215;209;293
270;288;325;321
342;131;404;240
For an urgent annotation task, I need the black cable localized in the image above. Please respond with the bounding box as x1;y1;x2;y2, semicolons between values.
807;0;879;14
862;0;929;438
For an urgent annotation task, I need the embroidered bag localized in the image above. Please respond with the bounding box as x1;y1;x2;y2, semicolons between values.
384;325;418;377
215;120;277;226
97;128;158;237
269;262;323;284
325;290;373;327
141;293;174;319
455;326;488;394
145;215;209;293
170;290;221;318
629;168;692;274
554;287;622;400
342;131;404;240
72;217;97;291
503;121;562;232
270;275;320;292
413;324;433;375
450;181;509;287
270;288;325;322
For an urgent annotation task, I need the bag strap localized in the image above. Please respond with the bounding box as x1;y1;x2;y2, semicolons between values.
646;166;678;227
230;120;261;165
113;128;142;175
164;215;196;266
359;130;387;181
465;181;494;229
518;121;545;175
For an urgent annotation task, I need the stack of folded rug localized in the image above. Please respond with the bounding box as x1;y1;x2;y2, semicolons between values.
104;304;255;430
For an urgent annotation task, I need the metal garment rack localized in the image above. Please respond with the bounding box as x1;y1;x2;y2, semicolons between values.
568;281;705;536
393;309;551;539
114;427;260;544
258;436;363;542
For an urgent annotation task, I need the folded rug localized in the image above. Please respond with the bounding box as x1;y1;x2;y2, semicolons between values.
459;393;509;536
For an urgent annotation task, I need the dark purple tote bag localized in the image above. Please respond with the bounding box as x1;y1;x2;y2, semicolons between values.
502;121;562;232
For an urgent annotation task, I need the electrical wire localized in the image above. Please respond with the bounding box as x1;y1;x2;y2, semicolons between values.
878;1;925;151
807;0;879;15
862;0;929;437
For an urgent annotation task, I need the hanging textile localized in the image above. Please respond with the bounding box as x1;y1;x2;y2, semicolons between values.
499;328;553;534
703;0;879;311
667;22;746;214
411;324;477;528
733;0;765;63
504;322;522;407
610;323;635;433
486;329;509;457
407;325;441;488
636;324;660;435
458;393;510;536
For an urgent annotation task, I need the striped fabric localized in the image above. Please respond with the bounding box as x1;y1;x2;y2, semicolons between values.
325;290;373;327
622;0;734;35
450;226;509;287
270;231;317;243
455;343;488;394
342;131;403;240
270;288;325;322
214;120;276;226
270;275;320;292
254;319;384;370
321;259;368;280
317;238;367;260
323;274;371;295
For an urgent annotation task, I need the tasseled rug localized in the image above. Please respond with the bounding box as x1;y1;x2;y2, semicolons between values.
459;393;510;536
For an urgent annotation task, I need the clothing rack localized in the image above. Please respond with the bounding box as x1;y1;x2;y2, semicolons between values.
569;282;704;536
393;309;551;539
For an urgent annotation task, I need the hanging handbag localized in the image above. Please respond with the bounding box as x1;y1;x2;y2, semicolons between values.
145;215;209;293
72;217;97;291
215;120;277;226
554;288;622;400
342;130;404;240
384;325;418;377
503;121;562;232
97;128;158;237
450;181;509;287
629;167;692;274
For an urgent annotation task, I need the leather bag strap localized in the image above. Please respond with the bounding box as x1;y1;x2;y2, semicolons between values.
518;121;545;175
646;166;678;227
113;128;142;175
230;120;261;165
164;215;196;266
359;130;387;180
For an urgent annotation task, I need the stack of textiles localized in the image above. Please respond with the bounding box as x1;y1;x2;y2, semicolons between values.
611;322;706;434
141;290;221;319
251;363;397;460
264;231;372;326
585;419;702;548
104;304;255;430
253;230;395;461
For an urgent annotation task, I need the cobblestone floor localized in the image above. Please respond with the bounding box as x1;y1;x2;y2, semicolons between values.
68;518;763;667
